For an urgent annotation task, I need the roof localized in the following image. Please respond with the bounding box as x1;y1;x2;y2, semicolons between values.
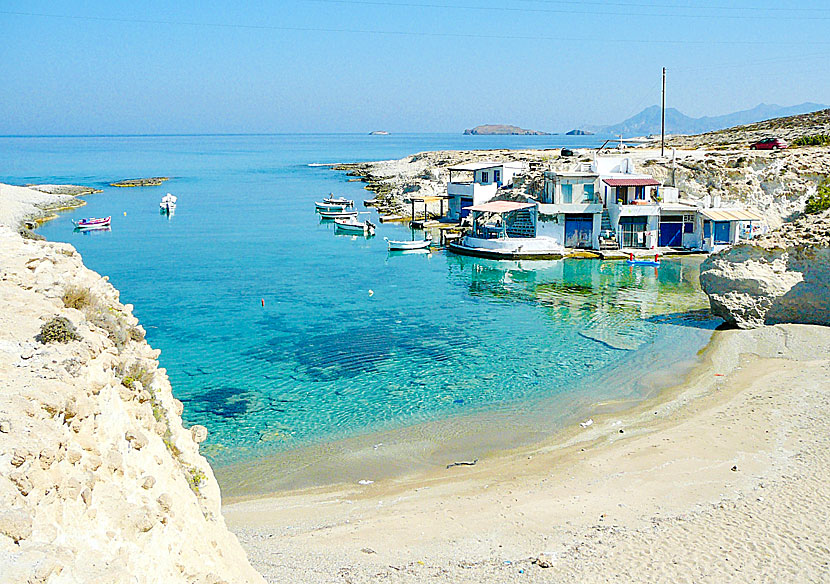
467;201;536;213
602;178;661;187
409;195;449;202
448;161;523;172
699;208;765;222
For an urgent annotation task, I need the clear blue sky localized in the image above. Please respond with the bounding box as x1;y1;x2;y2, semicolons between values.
2;1;828;134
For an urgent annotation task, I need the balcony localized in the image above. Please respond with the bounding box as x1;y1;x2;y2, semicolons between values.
447;181;497;203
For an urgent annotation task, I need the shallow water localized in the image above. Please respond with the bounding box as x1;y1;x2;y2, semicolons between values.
1;134;717;476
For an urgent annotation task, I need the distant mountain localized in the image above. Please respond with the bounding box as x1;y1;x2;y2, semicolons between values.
566;129;594;136
590;102;828;137
464;124;549;135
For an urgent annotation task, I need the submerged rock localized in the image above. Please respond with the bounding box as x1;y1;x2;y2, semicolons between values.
700;209;830;328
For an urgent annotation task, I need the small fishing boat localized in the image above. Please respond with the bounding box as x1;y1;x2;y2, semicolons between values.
384;234;432;251
334;217;376;236
73;216;111;230
159;193;177;213
626;253;661;266
323;195;354;207
319;209;359;220
315;201;350;212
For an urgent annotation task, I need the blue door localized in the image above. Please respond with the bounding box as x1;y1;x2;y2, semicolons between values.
565;214;594;248
714;221;730;243
659;222;683;247
459;198;474;219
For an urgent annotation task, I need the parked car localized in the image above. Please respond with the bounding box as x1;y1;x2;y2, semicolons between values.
749;137;789;150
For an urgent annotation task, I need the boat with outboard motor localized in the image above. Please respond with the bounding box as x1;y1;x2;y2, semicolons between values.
626;253;661;267
334;217;376;236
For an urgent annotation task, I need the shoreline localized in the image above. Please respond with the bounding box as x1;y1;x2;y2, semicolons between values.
224;323;830;582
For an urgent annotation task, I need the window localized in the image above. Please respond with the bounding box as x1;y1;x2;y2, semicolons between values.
480;171;489;183
583;183;595;202
635;186;646;200
683;214;694;233
494;170;501;184
561;183;573;203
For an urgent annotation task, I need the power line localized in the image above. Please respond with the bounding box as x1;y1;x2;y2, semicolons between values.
309;0;830;20
4;10;830;44
516;0;830;15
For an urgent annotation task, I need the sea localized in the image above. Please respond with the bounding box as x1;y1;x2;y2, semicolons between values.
0;133;718;493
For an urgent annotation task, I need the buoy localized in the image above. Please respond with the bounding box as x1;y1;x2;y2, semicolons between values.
261;298;264;307
368;289;374;297
629;252;634;261
655;253;660;262
123;211;127;216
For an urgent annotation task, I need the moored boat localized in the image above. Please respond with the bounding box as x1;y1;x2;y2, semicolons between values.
384;234;432;251
73;216;111;230
159;193;177;213
626;253;661;267
315;201;350;212
319;209;359;220
323;195;354;206
334;218;376;236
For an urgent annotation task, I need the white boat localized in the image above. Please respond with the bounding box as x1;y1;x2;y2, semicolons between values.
319;209;359;220
315;201;350;212
384;234;432;251
323;195;354;206
160;193;177;213
73;216;111;230
334;218;376;236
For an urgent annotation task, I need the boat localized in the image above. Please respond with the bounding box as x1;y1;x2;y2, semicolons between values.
626;253;661;266
319;209;359;220
334;218;376;236
384;234;432;251
159;193;177;213
322;195;354;206
315;201;351;212
72;216;111;230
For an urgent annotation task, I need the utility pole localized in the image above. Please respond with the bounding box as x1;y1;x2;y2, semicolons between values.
661;67;666;157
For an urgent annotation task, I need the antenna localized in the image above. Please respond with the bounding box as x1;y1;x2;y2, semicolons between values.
661;67;666;157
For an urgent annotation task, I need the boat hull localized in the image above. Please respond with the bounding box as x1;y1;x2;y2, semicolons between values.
319;210;358;220
385;239;432;251
334;219;375;236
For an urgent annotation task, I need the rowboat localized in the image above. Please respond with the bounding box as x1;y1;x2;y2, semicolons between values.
323;195;354;206
159;193;177;213
315;201;350;212
73;216;111;230
319;209;359;220
334;218;376;236
384;234;432;251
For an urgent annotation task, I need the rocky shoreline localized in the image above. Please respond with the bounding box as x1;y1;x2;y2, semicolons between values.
0;184;263;583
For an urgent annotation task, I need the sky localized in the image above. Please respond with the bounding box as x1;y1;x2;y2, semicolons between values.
1;1;829;134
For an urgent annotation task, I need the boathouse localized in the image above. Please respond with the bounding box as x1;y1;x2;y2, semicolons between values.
446;162;527;221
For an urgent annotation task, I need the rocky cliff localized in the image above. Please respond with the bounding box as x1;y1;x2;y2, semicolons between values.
699;209;830;329
0;185;264;583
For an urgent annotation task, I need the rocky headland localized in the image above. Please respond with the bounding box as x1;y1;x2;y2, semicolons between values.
0;184;263;583
699;207;830;329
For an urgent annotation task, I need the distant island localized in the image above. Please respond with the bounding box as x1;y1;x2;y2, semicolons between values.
464;124;549;136
566;129;594;136
369;131;389;135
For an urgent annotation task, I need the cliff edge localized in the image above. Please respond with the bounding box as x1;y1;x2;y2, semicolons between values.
700;208;830;328
0;184;264;583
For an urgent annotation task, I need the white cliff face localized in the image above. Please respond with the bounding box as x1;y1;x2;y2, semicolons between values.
700;209;830;329
0;225;264;583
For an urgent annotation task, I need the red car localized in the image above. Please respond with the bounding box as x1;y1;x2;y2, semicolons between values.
749;137;789;150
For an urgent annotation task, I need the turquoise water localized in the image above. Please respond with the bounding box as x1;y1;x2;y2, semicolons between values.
2;134;716;470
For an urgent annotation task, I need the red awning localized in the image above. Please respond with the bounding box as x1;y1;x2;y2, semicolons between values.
603;178;660;187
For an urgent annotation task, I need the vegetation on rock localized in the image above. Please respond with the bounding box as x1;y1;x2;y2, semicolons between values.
805;176;830;215
61;285;93;310
793;135;830;147
39;317;79;343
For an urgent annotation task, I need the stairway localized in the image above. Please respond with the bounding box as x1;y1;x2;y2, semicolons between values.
599;209;619;250
506;210;536;238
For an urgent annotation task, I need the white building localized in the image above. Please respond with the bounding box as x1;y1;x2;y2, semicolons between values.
446;162;528;221
536;162;603;249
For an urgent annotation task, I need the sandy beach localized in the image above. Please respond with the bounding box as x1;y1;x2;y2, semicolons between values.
225;323;830;583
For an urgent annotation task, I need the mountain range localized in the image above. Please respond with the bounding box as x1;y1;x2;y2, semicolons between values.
586;102;828;137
